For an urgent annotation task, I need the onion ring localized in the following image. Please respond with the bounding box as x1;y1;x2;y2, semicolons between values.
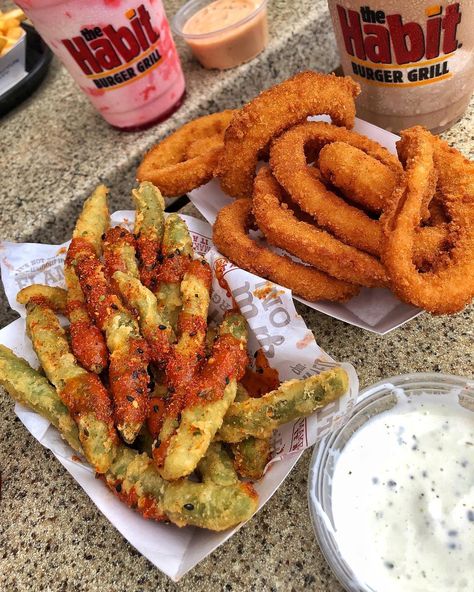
270;121;448;265
213;199;359;303
253;166;387;288
382;126;474;314
318;141;397;214
270;121;401;255
218;71;360;199
137;110;236;197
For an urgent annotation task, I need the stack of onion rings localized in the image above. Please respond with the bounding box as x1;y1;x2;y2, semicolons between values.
135;71;473;312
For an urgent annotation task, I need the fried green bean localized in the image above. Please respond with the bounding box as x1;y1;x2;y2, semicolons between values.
157;312;248;481
163;442;258;529
113;271;174;365
72;246;150;444
231;437;271;481
218;367;349;443
0;344;81;452
228;383;271;480
72;184;109;252
65;185;109;374
155;213;193;329
105;442;258;530
17;285;67;314
24;300;118;472
103;226;140;280
132;182;166;290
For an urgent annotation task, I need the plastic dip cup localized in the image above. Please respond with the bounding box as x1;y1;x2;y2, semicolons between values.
173;0;269;70
308;372;474;592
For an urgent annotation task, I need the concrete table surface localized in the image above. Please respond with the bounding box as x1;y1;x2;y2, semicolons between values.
1;0;473;590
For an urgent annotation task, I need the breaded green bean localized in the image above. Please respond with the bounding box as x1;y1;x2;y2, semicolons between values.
17;285;67;314
65;185;110;374
0;344;81;452
229;383;271;480
24;301;118;472
158;312;248;481
113;271;174;365
103;226;140;280
231;437;271;481
105;442;258;530
72;245;150;445
218;367;349;443
72;184;109;252
155;214;193;329
132;182;165;290
163;442;258;530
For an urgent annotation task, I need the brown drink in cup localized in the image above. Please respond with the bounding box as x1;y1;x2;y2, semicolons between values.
327;1;474;133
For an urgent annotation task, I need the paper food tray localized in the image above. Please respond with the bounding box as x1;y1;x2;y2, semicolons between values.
0;212;359;581
188;116;423;335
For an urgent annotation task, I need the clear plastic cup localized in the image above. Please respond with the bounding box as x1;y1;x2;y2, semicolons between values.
308;372;474;592
172;0;269;70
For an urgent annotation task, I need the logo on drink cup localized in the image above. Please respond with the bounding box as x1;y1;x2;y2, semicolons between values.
336;2;462;86
61;4;163;91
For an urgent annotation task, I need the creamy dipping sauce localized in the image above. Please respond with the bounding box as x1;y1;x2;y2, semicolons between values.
331;391;474;592
183;0;259;35
180;0;268;70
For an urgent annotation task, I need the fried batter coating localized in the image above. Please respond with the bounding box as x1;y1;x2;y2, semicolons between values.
157;312;248;481
0;344;81;453
17;284;67;313
318;141;397;214
113;270;175;365
213;199;360;302
72;240;150;444
270;121;401;255
132;182;166;289
137;110;236;197
155;213;194;329
253;166;387;287
65;185;109;374
218;367;348;443
270;121;449;266
24;300;118;473
218;72;360;199
382;126;474;314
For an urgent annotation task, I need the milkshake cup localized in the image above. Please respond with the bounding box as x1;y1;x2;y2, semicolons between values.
17;0;186;130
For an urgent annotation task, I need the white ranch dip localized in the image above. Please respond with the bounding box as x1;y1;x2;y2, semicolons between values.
331;391;474;592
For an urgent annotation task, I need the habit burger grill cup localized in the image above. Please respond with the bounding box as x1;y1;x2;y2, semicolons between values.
16;0;185;130
328;1;474;133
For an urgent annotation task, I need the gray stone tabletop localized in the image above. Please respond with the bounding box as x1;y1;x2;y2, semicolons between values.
1;0;473;591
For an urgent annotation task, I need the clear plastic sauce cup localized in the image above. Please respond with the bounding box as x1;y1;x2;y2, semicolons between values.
173;0;269;70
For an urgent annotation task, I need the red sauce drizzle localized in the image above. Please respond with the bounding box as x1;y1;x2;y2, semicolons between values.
214;258;238;309
157;253;190;284
104;478;166;522
75;254;119;330
60;373;117;439
136;234;161;290
103;227;136;280
69;319;109;374
240;349;280;398
109;337;150;429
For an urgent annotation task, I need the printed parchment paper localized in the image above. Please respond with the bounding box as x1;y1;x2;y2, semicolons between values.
0;212;358;581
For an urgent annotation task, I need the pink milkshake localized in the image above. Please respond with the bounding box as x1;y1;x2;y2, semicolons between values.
17;0;185;130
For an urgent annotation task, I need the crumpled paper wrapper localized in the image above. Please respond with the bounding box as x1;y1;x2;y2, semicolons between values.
0;212;358;581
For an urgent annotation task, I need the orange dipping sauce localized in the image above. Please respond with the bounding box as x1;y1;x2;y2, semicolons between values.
173;0;269;70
